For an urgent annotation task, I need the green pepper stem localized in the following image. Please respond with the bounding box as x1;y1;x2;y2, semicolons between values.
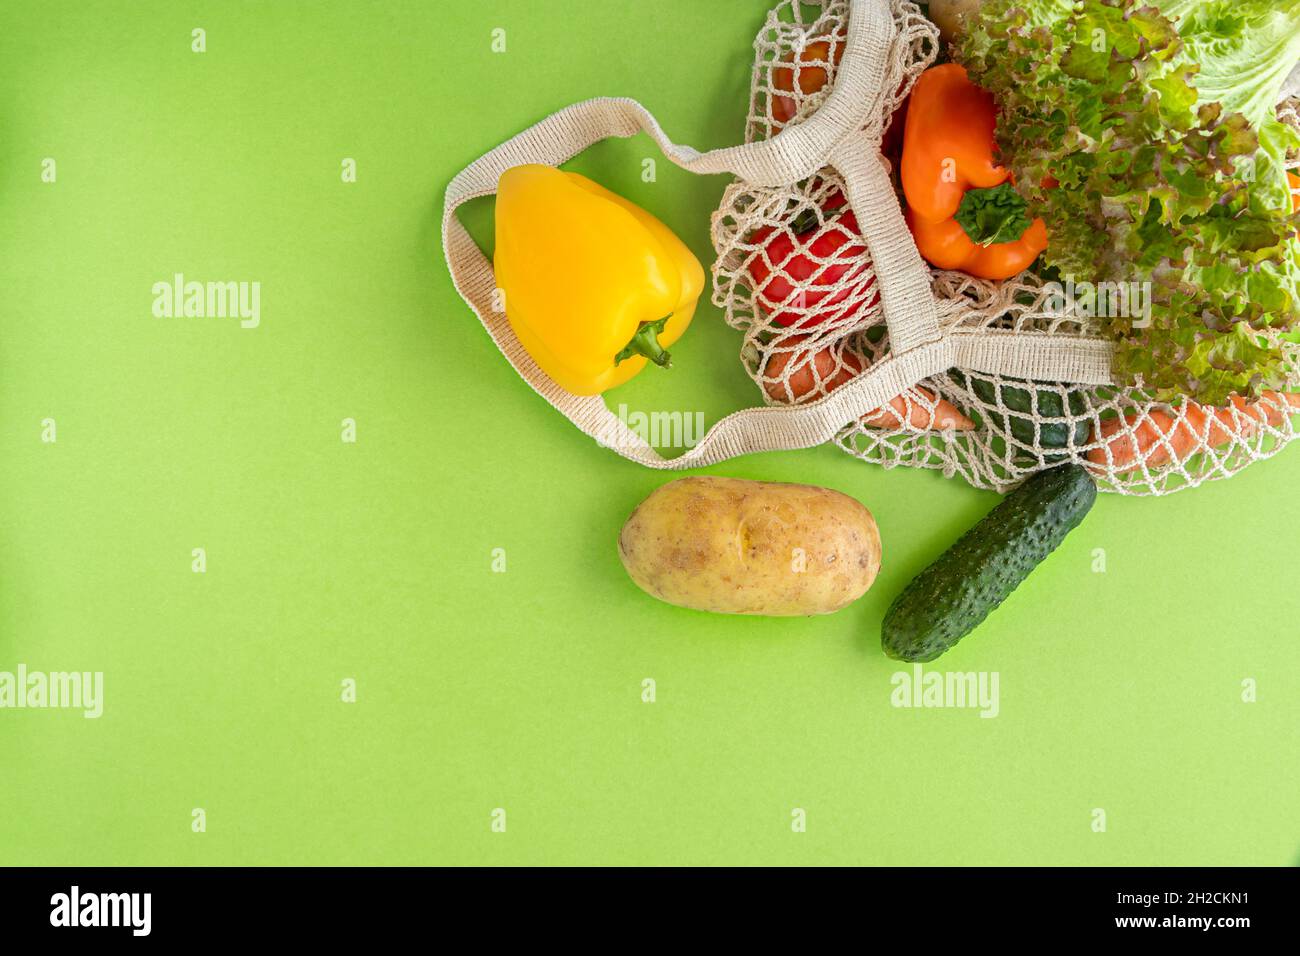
954;182;1032;247
615;316;673;368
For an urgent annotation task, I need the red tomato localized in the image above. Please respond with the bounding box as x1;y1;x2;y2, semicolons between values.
746;193;878;329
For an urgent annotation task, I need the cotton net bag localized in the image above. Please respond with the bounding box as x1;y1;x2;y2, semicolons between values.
443;0;1300;495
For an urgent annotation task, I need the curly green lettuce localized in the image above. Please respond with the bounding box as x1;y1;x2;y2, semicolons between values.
958;0;1300;405
1160;0;1300;214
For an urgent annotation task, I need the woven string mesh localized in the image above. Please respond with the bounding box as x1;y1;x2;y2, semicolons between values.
710;0;1300;495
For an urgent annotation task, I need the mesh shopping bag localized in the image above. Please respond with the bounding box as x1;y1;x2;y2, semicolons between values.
443;0;1300;494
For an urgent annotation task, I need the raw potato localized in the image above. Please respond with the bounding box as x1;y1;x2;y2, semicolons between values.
928;0;982;43
618;476;882;616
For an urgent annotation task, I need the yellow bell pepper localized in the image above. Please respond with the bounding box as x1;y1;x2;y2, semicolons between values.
494;164;705;395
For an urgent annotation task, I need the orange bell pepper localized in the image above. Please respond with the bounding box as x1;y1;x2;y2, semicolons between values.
901;64;1048;280
905;208;1049;277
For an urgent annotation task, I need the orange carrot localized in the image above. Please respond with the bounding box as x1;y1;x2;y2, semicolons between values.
769;38;844;127
1257;390;1300;425
861;389;975;431
761;335;975;431
1087;392;1300;472
760;336;862;404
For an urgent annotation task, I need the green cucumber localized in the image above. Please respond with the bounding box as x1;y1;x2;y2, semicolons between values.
881;464;1097;662
950;370;1089;454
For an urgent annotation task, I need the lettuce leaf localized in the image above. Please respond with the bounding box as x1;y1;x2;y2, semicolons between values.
1159;0;1300;213
958;0;1300;405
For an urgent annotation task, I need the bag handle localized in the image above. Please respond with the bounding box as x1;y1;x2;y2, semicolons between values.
440;115;952;469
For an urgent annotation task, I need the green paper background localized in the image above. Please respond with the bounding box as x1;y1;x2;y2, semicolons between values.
1;0;1296;866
